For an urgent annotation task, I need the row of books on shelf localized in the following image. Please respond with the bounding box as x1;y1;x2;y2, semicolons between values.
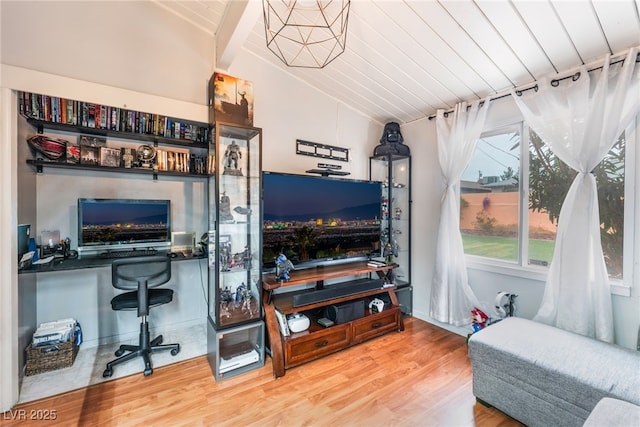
19;91;209;143
155;149;214;175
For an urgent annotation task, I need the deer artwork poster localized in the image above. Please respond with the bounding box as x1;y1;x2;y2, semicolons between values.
211;73;254;127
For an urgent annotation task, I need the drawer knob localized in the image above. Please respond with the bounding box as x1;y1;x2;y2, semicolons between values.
372;322;382;329
314;340;329;348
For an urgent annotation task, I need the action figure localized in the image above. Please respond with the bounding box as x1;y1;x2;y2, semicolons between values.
466;307;490;342
242;246;252;270
234;282;255;317
219;241;231;271
383;239;398;264
219;192;235;223
394;207;402;220
381;196;389;219
223;140;242;175
275;253;294;282
220;286;233;318
471;307;489;332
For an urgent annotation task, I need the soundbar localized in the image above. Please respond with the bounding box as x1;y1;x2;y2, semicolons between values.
292;278;385;307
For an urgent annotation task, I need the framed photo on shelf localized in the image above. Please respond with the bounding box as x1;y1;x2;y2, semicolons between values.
100;147;121;167
79;134;105;166
80;145;100;165
66;141;80;164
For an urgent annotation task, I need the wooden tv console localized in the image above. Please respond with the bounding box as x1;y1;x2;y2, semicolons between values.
262;261;403;378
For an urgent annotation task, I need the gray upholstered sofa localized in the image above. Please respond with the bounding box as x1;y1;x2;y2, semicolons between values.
467;317;640;427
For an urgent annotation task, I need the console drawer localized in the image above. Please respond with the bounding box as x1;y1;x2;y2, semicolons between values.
285;324;350;367
351;307;400;343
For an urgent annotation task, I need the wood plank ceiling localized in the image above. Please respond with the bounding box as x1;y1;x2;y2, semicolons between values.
154;0;640;125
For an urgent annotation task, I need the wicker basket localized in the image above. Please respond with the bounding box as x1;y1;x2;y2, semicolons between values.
25;338;79;376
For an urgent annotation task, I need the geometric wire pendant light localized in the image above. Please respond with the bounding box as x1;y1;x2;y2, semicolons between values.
262;0;350;68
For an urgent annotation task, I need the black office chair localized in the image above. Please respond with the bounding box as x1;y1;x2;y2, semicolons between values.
103;256;180;378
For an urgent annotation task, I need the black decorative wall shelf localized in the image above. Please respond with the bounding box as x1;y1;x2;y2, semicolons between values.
296;139;349;162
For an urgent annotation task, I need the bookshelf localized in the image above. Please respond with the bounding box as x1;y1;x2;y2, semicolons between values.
20;92;211;180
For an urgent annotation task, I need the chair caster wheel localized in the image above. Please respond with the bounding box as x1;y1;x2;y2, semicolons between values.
171;346;180;356
115;348;125;357
144;368;153;376
103;369;113;378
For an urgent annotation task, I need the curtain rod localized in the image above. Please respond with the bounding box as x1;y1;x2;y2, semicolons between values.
427;51;640;121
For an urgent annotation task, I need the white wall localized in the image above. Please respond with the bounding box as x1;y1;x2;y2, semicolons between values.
398;117;439;320
1;1;212;107
225;49;383;179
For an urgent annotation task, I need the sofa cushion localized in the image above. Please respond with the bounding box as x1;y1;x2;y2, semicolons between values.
583;397;640;426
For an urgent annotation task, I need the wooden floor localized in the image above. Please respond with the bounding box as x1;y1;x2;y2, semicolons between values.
2;318;522;426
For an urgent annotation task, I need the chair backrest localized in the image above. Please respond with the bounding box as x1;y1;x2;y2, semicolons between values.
112;256;171;317
112;256;171;290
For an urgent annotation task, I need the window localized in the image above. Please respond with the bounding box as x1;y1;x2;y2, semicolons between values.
460;122;631;282
528;130;626;279
460;125;521;263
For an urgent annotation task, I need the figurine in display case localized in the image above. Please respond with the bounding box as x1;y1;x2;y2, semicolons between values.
223;140;243;176
241;246;252;270
219;281;257;320
234;282;256;318
220;286;233;318
219;192;235;223
220;238;232;272
394;207;402;220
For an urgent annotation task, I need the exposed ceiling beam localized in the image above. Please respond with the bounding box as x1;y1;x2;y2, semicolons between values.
215;0;262;70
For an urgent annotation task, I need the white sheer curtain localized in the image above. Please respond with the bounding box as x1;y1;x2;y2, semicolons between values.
430;99;492;326
511;47;640;342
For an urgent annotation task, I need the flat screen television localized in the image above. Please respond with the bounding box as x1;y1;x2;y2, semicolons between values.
262;172;382;269
77;198;171;256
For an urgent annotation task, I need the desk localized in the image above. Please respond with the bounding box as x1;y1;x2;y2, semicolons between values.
20;254;208;349
19;252;206;274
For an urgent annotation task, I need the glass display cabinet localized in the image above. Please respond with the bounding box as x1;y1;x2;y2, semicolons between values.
207;121;262;329
369;154;412;314
206;120;264;380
